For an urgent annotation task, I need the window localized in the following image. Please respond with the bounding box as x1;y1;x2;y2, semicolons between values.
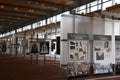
91;6;97;12
17;28;22;32
91;1;97;7
114;0;120;4
103;1;112;10
23;25;31;31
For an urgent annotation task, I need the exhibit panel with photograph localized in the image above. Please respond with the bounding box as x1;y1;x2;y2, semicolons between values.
93;35;113;74
40;41;49;54
68;33;89;61
93;35;112;62
30;41;40;53
115;36;120;74
67;62;90;77
115;36;120;63
67;33;90;77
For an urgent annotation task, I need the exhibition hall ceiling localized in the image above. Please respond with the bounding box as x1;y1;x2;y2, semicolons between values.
0;0;95;34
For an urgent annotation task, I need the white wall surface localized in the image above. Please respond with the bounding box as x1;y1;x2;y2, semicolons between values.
60;14;119;65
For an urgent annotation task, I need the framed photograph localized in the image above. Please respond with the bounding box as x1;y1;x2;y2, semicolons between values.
96;52;104;60
30;41;39;53
40;41;49;54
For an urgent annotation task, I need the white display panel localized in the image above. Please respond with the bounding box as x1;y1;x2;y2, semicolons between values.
93;35;113;74
115;36;120;63
68;40;88;61
93;35;112;63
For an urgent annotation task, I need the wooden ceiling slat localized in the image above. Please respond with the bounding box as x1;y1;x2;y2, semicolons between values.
0;13;37;18
0;19;19;23
85;10;102;16
0;16;22;21
106;4;120;11
0;16;29;21
0;0;56;11
30;0;69;6
0;7;44;16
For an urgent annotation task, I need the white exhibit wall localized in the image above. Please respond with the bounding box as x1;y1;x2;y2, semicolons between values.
114;20;120;35
60;15;93;65
105;20;113;35
60;14;120;65
60;15;73;65
93;18;105;35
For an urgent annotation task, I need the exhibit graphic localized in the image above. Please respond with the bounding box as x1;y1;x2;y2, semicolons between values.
67;62;90;77
40;41;49;54
93;35;113;74
93;35;112;62
68;33;89;61
93;63;113;74
69;40;87;61
115;36;120;63
30;41;39;53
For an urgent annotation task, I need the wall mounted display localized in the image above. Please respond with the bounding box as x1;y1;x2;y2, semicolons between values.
67;62;90;77
115;36;120;63
93;35;113;74
40;41;49;54
2;43;6;53
115;36;120;74
68;33;89;61
30;41;39;53
93;35;112;62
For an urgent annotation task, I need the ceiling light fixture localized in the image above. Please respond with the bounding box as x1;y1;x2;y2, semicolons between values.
14;7;18;10
29;9;34;12
17;17;20;20
0;5;4;8
35;2;38;4
28;1;31;3
9;16;11;18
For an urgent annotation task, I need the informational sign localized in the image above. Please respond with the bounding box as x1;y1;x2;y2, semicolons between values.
115;36;120;63
68;33;89;61
93;35;113;74
67;33;90;77
40;41;49;54
115;36;120;74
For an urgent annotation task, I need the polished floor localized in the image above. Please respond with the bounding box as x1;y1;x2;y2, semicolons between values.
0;54;120;80
0;54;67;80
